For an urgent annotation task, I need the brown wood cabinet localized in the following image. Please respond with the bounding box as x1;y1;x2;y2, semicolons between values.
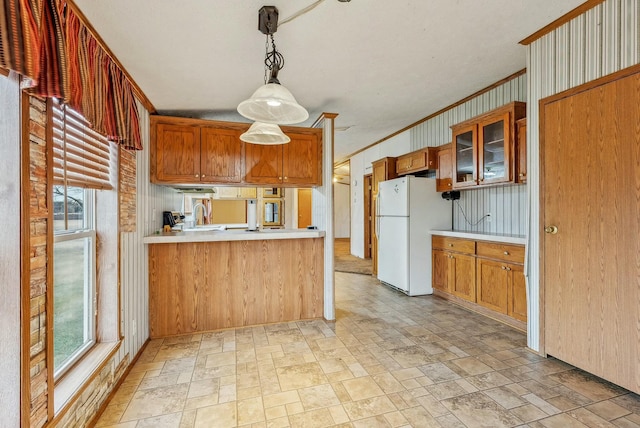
371;157;397;275
153;123;201;183
515;118;527;183
432;235;526;328
201;127;243;183
151;115;322;187
432;236;476;302
244;132;321;186
372;157;397;196
436;144;452;192
451;102;526;189
395;147;438;176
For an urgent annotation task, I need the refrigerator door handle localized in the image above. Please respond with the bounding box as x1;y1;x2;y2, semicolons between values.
376;192;381;237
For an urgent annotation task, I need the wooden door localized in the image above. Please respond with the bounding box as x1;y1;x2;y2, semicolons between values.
297;188;312;228
364;174;372;259
432;250;450;292
283;133;320;185
450;253;476;302
155;123;200;182
476;258;508;314
542;68;640;394
244;144;283;184
200;127;242;183
436;144;452;192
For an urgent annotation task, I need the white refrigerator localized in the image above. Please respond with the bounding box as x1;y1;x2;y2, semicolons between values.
377;176;451;296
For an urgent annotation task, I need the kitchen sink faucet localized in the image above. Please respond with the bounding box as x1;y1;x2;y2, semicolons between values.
192;202;208;225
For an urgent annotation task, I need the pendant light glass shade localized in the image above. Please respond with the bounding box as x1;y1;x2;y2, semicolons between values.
237;83;309;125
239;121;291;145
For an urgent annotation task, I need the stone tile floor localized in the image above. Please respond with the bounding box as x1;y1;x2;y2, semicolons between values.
97;272;640;427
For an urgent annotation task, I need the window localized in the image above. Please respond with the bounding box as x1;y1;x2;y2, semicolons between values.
51;99;113;379
53;186;96;377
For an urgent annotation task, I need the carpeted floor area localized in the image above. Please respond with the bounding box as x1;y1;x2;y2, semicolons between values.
334;238;372;275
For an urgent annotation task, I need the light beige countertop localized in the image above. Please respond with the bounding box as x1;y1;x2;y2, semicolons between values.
429;229;527;245
143;228;325;244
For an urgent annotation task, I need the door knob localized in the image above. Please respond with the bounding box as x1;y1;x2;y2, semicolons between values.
544;225;558;234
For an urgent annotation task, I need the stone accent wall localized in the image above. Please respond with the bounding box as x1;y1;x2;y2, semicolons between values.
27;95;49;428
56;356;129;428
25;96;135;427
119;147;137;232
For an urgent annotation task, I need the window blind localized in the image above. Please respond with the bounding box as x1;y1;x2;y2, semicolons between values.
52;99;114;190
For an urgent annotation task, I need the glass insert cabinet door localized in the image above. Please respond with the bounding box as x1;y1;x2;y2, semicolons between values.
453;124;477;187
478;112;510;184
263;200;283;226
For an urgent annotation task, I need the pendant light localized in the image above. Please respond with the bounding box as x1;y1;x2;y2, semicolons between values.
237;6;309;126
239;121;291;145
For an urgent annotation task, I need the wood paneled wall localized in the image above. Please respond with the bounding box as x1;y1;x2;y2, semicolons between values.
526;0;640;352
118;103;182;361
409;73;528;235
148;238;325;337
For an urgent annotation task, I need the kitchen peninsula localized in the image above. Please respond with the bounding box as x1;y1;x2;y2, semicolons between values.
143;229;325;337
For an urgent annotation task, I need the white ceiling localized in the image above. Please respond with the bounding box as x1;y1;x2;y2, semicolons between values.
74;0;583;161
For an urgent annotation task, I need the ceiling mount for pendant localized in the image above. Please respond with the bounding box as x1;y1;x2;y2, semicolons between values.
258;6;278;35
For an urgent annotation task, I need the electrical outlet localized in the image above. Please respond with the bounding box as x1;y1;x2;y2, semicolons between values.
132;319;136;336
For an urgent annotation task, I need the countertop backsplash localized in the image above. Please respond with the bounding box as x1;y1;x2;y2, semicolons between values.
452;184;527;236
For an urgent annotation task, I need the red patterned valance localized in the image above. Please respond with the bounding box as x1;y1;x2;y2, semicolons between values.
0;0;142;150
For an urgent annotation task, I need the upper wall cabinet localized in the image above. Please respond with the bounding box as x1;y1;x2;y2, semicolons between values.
151;118;243;184
451;102;526;189
150;116;322;187
435;143;452;192
152;122;201;183
244;130;322;186
395;147;438;176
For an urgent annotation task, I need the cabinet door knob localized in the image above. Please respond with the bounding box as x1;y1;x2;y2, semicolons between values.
544;225;558;234
195;174;199;178
449;243;453;247
501;266;506;270
447;183;452;187
506;267;511;271
202;174;206;178
279;176;282;180
519;173;525;177
503;251;509;255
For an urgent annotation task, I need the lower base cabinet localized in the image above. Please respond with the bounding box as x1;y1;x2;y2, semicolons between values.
432;236;527;327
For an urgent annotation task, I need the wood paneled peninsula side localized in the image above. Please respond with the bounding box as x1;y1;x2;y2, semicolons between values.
143;230;325;338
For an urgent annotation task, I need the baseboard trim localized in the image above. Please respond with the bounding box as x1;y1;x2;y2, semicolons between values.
432;290;527;333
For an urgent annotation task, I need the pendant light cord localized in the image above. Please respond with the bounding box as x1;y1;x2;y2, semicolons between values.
279;0;327;26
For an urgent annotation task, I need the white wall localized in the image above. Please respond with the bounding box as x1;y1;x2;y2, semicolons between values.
526;0;639;352
350;131;411;257
334;183;350;238
0;71;21;428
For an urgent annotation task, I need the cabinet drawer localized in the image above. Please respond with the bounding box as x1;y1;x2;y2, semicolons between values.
476;242;524;264
432;236;475;254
